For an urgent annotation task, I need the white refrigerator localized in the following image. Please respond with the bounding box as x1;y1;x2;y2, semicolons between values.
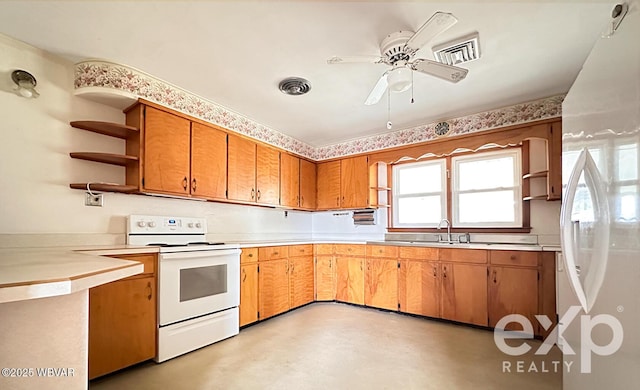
559;1;640;389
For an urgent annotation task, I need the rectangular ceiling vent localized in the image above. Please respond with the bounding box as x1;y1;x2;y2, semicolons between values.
432;32;480;66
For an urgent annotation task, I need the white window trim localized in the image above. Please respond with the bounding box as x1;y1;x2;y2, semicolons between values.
392;159;447;228
451;148;522;228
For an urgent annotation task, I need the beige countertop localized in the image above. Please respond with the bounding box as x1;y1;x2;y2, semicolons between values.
366;240;562;252
0;248;144;304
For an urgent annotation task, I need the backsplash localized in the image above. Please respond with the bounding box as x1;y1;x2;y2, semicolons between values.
74;60;563;161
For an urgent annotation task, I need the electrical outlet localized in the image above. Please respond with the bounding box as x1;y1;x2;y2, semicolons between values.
85;193;103;207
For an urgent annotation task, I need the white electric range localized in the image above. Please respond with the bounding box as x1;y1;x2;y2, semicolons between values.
127;215;241;362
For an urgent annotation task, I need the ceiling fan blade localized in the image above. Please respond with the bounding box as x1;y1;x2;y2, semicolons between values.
412;59;468;83
405;12;458;53
327;55;385;65
364;72;389;105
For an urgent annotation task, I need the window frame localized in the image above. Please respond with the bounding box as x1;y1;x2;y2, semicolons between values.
451;148;523;228
391;159;447;228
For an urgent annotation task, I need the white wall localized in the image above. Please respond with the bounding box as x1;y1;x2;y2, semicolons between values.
0;34;312;245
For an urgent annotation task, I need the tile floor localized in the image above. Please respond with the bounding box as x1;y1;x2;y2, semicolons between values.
90;303;561;390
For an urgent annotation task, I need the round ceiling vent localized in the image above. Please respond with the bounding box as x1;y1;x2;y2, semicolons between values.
278;77;311;96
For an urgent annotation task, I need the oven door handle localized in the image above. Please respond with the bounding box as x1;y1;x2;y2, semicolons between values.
160;248;241;261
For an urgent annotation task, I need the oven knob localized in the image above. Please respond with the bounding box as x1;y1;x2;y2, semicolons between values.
195;222;202;228
188;222;194;228
148;221;156;228
137;221;146;228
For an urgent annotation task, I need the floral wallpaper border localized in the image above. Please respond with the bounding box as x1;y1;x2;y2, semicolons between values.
74;60;563;161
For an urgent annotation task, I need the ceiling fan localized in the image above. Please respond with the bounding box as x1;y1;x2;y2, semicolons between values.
327;12;469;105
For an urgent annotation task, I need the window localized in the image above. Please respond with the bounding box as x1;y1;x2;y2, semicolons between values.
392;148;523;228
452;149;522;227
392;159;446;227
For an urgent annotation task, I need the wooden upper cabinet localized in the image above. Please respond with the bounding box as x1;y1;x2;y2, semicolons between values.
256;145;280;205
317;160;341;209
340;156;369;208
280;153;300;208
143;106;191;195
227;134;256;202
299;159;317;209
191;122;227;199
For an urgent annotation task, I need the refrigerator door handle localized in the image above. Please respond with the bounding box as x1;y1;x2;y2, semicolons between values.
560;147;610;313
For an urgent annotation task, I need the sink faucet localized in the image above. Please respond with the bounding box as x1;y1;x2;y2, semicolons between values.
437;219;452;243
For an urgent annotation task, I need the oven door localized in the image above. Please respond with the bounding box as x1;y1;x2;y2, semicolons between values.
159;248;240;326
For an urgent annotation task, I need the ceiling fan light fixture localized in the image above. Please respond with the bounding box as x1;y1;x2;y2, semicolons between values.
387;67;412;93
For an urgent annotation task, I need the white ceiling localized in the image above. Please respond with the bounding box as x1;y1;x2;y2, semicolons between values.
0;1;615;147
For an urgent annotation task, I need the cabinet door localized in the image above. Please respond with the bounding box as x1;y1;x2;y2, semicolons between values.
88;276;156;379
398;260;440;317
256;145;280;205
441;263;488;326
299;159;317;209
259;259;290;319
227;134;256;202
488;266;538;332
315;255;335;301
340;156;369;208
317;160;341;209
239;263;259;327
280;153;300;207
365;258;398;310
290;256;314;308
335;257;364;305
143;106;191;194
191;122;227;199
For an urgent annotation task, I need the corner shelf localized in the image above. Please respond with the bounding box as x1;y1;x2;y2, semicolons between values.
70;121;138;139
70;183;139;193
69;152;138;166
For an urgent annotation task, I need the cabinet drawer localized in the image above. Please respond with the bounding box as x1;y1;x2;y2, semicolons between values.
258;246;288;261
334;244;365;256
315;244;334;255
241;248;258;264
366;245;398;258
490;250;539;267
108;254;156;276
288;244;313;257
439;248;487;264
398;246;439;261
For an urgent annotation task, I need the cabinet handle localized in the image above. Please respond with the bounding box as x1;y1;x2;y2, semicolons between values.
286;263;289;274
510;255;517;260
300;196;304;206
251;188;255;200
443;266;447;279
360;261;363;271
329;259;332;268
273;251;279;256
433;266;437;278
242;268;247;282
182;176;188;191
257;189;261;200
248;253;253;258
146;282;152;301
191;178;197;192
291;263;295;274
493;270;497;283
378;249;383;253
336;196;339;206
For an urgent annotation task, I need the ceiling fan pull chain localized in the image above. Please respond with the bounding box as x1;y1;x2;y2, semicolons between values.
411;71;415;104
386;88;392;130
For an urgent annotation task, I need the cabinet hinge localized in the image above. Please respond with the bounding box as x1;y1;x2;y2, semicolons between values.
225;190;228;197
537;271;540;280
397;262;400;269
142;177;145;187
257;311;260;320
226;134;229;143
487;268;489;276
397;303;401;310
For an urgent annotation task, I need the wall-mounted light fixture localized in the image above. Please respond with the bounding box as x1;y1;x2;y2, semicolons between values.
11;70;40;98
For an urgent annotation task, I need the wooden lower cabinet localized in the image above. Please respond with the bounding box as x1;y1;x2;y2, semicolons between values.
441;262;488;326
398;260;440;317
365;258;398;310
290;256;314;308
488;266;539;332
88;275;156;379
335;256;364;305
259;259;290;319
315;255;335;301
240;263;259;326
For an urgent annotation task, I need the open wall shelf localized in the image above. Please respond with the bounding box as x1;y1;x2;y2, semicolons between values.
70;121;138;139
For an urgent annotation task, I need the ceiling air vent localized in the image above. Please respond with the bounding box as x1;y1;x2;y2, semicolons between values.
278;77;311;96
432;32;480;66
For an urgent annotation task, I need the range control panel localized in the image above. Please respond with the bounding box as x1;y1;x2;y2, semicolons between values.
127;215;207;234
